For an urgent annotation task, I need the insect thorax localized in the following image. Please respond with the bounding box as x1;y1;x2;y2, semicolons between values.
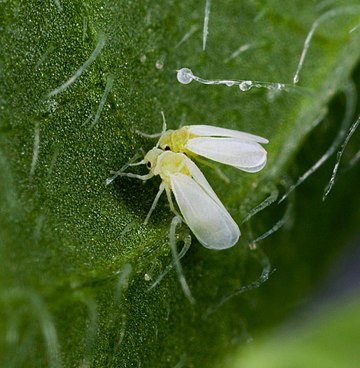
156;151;191;183
159;127;191;153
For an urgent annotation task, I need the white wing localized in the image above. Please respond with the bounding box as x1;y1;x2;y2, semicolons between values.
183;155;227;208
170;173;240;250
186;137;267;172
188;125;269;144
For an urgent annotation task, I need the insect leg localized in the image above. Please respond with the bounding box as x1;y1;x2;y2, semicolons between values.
106;152;144;184
144;183;165;224
106;172;153;185
165;185;182;219
135;111;167;140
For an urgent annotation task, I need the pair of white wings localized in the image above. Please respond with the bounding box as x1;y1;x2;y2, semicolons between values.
185;125;268;173
169;155;240;250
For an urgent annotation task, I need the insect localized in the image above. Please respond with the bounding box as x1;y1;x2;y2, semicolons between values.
108;147;240;249
158;123;269;173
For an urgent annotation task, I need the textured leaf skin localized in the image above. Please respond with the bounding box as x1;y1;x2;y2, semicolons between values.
1;1;360;367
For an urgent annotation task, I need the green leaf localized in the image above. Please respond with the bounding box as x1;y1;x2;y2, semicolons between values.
228;297;360;368
1;0;360;366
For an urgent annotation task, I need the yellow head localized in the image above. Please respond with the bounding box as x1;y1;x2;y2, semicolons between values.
144;147;190;183
143;147;163;172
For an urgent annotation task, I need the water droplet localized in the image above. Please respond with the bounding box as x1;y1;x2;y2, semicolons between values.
225;81;235;87
239;81;252;91
155;59;164;69
177;68;193;85
144;273;152;281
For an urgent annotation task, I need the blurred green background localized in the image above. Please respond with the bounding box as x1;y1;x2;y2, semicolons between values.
1;1;359;367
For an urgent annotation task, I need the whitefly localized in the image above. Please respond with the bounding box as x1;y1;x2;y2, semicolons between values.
107;148;240;250
158;124;268;173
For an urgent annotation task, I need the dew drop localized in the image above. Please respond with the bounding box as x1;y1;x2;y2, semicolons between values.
274;83;285;90
177;68;194;85
239;81;252;91
155;59;164;69
144;273;152;281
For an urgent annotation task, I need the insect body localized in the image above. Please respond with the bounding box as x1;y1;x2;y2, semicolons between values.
110;148;240;249
158;125;268;173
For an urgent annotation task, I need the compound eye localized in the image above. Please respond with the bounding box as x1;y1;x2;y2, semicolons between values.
164;146;170;151
146;161;151;169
